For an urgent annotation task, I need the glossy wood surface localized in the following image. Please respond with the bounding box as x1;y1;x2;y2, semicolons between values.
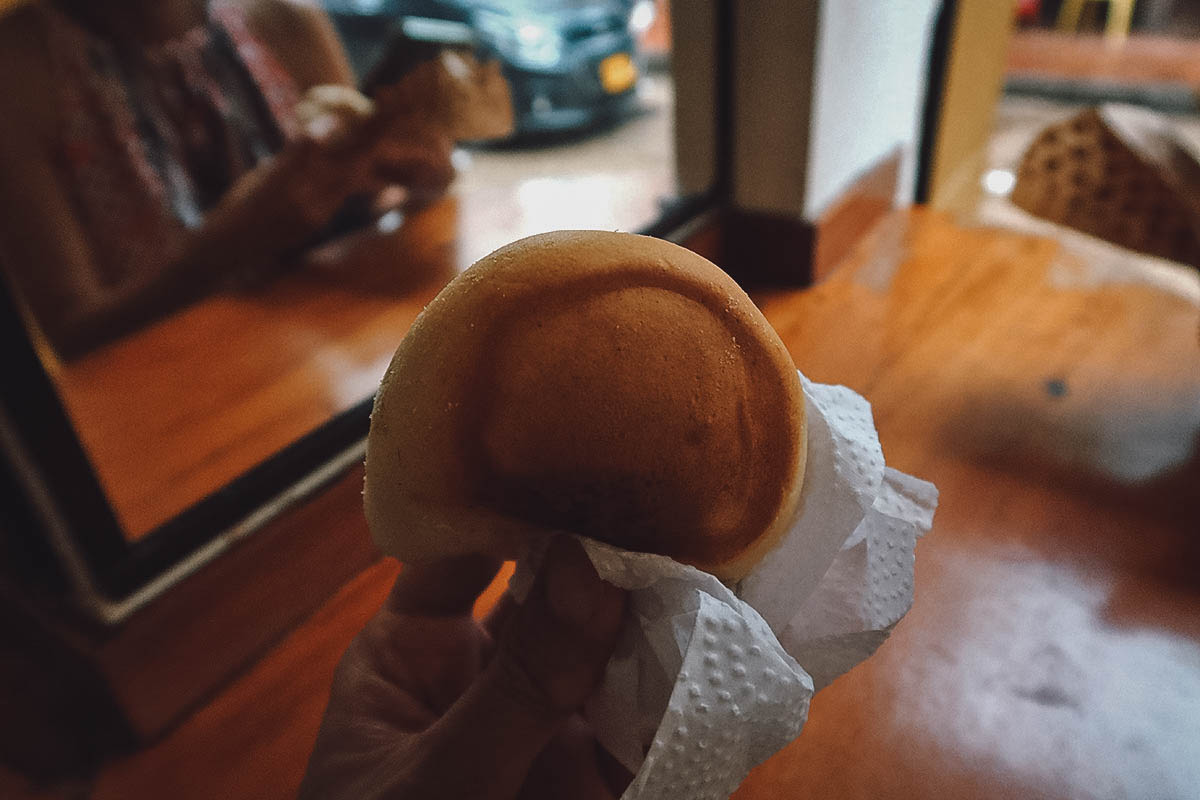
22;209;1199;799
96;465;381;739
738;211;1200;798
51;200;461;539
1008;30;1200;87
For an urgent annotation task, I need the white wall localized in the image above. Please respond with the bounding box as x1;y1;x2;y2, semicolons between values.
803;0;940;219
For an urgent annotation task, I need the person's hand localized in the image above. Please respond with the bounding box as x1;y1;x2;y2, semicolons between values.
376;131;456;204
198;127;382;273
205;108;454;265
310;84;456;209
298;536;632;800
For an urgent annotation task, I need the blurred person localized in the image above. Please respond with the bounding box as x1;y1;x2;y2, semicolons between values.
0;0;456;357
299;536;634;800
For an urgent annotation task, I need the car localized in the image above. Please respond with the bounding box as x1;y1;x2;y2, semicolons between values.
322;0;656;137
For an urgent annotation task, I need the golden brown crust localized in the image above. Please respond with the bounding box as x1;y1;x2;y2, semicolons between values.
365;231;806;579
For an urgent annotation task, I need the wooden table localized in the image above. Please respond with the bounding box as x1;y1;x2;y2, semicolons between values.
50;200;463;539
22;209;1198;799
1007;29;1200;90
742;211;1200;798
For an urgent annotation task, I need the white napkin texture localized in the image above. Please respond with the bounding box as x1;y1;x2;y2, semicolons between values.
511;374;938;800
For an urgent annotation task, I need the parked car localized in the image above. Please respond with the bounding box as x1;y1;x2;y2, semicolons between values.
323;0;656;136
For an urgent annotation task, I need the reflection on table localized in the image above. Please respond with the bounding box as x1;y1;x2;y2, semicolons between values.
55;80;677;539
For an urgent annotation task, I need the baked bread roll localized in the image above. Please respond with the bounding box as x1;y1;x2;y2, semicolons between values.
365;230;807;580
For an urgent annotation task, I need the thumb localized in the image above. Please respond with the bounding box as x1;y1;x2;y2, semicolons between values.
411;536;626;800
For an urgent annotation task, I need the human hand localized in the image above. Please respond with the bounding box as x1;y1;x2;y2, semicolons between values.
368;128;456;207
298;537;631;800
296;84;376;143
296;84;456;203
209;106;453;261
202;125;388;269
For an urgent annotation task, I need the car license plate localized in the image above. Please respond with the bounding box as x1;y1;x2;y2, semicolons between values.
599;53;637;94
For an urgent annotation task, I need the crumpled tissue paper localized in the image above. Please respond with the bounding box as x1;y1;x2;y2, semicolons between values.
511;372;938;800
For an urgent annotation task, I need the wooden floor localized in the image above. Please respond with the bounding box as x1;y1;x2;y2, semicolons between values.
11;209;1200;798
1008;30;1200;88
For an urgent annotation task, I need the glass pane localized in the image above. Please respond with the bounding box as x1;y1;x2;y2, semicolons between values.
0;0;694;540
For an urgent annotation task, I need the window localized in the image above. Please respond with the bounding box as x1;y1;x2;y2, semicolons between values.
0;0;718;607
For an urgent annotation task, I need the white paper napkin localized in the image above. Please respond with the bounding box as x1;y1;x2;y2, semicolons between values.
511;373;938;800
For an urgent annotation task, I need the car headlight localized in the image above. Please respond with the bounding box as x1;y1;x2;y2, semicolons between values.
629;0;655;35
475;11;563;70
513;21;562;68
